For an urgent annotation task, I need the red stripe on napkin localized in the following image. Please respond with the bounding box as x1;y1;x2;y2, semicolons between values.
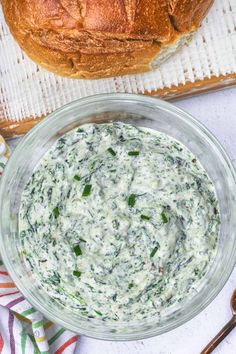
0;333;4;352
55;335;78;354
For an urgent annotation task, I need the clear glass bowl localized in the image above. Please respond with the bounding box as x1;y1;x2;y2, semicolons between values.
0;93;236;340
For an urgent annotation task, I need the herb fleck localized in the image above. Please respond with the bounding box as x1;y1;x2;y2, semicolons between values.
150;245;160;258
107;148;116;156
141;214;150;221
95;310;103;316
161;212;168;224
73;245;82;256
74;175;81;182
128;194;136;207
53;206;60;219
128;283;134;289
82;184;92;197
128;151;140;156
194;268;200;276
73;271;81;278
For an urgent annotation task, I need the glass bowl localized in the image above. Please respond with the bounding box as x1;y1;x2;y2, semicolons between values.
0;93;236;341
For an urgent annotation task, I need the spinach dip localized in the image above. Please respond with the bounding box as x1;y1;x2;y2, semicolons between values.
19;122;220;321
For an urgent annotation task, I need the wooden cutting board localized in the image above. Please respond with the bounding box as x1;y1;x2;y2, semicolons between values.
0;0;236;138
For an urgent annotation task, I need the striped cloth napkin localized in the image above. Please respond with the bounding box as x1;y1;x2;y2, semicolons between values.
0;136;79;354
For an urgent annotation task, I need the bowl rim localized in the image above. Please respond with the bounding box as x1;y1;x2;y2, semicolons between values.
0;93;236;340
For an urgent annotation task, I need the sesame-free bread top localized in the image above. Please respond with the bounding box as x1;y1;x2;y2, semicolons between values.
1;0;214;79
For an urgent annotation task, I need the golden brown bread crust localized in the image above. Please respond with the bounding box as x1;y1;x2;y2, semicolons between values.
1;0;214;79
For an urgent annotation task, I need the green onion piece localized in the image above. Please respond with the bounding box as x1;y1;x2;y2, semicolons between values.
82;184;92;197
73;245;82;256
161;212;168;224
150;245;159;258
95;310;103;316
141;214;150;221
128;194;136;207
73;271;81;278
74;175;81;182
128;151;140;156
53;206;60;219
128;283;134;289
107;148;116;156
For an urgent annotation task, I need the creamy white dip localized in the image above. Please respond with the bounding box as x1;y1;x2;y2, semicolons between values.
19;122;220;321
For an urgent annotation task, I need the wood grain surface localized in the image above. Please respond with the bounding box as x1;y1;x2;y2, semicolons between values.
1;73;236;138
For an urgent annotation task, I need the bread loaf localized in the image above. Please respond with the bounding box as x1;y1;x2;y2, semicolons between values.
1;1;214;79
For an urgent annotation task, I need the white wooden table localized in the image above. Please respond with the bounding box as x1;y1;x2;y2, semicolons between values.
8;88;236;354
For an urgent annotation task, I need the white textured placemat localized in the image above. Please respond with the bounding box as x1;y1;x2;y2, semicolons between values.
0;0;236;122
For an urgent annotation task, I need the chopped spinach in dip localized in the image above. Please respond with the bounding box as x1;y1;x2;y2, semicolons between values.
19;122;220;321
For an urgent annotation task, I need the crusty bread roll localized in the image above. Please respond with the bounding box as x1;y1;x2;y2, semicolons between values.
1;1;213;79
